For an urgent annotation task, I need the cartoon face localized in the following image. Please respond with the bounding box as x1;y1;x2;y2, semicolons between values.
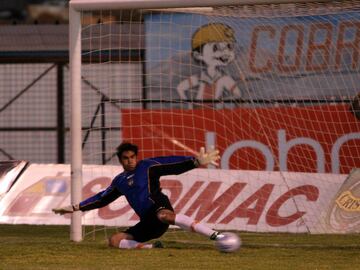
194;41;235;68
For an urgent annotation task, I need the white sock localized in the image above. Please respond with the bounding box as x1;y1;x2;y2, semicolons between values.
119;239;153;249
175;214;216;238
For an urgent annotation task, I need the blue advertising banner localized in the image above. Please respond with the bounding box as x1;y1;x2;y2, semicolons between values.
145;11;360;102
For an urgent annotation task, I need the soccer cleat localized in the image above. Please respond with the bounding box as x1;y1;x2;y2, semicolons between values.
153;241;164;248
210;231;225;241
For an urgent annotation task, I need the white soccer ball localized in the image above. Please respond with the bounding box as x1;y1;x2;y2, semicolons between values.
215;232;241;253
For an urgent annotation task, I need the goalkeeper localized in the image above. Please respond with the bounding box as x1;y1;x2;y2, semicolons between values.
53;142;223;249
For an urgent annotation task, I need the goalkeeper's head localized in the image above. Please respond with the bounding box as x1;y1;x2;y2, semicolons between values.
116;142;139;171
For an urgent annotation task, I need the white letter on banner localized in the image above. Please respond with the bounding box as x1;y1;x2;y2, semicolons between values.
221;141;274;170
331;132;360;174
278;129;325;172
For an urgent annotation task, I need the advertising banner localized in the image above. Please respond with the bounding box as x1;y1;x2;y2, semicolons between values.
0;164;121;225
1;163;359;233
122;105;360;174
0;160;28;200
145;11;360;101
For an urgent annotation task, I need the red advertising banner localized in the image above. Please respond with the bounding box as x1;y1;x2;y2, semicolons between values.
122;105;360;174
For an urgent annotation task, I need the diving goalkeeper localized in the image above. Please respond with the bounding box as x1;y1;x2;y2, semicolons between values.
53;142;224;249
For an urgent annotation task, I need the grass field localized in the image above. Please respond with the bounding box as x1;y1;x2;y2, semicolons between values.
0;224;359;270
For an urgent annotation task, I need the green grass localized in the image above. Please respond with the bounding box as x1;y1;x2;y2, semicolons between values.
0;225;359;270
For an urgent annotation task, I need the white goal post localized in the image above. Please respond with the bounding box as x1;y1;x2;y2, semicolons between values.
70;0;332;10
69;0;360;242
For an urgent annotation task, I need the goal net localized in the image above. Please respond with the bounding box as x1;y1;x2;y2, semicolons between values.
69;0;360;242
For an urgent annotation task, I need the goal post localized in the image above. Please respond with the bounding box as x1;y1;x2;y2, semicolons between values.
69;0;360;242
69;5;82;242
70;0;332;11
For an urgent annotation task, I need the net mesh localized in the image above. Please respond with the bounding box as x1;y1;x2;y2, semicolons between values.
78;2;360;240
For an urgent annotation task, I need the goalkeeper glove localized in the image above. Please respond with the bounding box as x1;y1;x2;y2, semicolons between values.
196;146;220;167
52;204;80;215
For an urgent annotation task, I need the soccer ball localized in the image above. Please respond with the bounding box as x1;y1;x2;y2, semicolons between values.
215;232;241;253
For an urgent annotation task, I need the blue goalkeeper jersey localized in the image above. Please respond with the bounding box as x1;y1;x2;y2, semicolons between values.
79;156;197;218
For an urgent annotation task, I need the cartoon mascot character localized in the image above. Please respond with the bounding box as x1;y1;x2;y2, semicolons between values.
177;23;241;103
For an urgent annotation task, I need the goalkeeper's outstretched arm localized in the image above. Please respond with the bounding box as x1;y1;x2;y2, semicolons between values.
52;185;122;215
148;147;220;195
148;146;220;177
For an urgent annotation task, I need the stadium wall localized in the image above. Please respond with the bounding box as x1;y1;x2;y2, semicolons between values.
0;25;143;164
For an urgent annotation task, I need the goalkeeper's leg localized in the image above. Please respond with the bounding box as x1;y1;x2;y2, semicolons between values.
157;209;223;240
109;232;159;249
109;208;169;249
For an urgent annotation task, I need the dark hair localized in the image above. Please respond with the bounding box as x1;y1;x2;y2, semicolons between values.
350;93;360;120
116;142;138;160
